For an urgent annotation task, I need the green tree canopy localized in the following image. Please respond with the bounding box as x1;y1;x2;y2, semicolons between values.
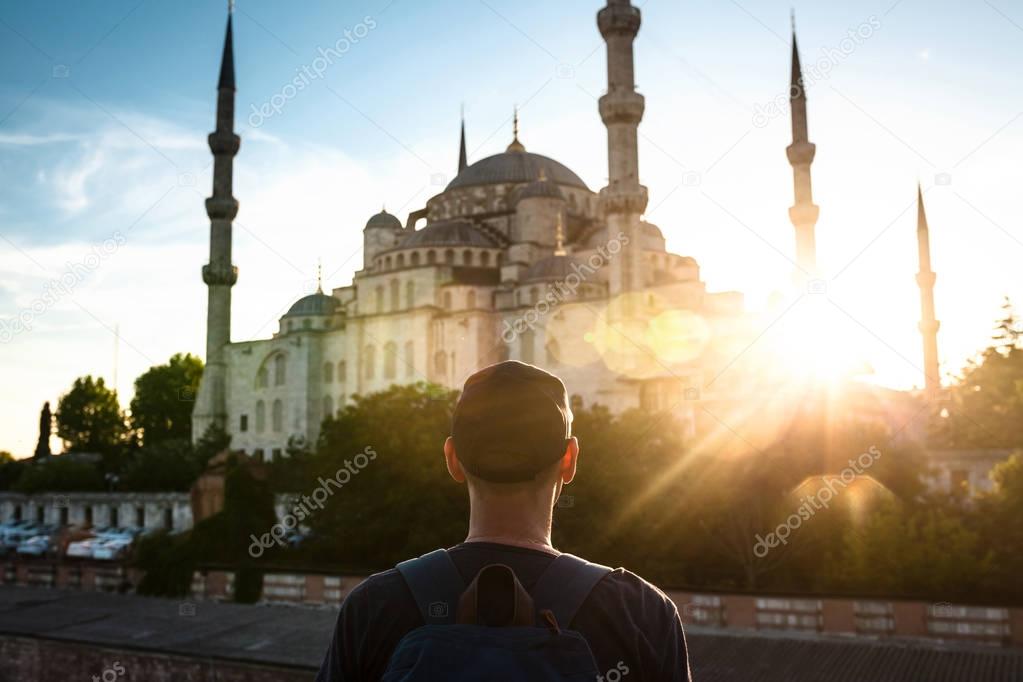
936;298;1023;448
129;353;203;445
55;376;126;454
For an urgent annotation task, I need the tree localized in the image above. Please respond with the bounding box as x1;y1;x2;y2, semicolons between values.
55;376;126;453
12;456;105;492
34;402;52;458
935;299;1023;448
129;353;204;445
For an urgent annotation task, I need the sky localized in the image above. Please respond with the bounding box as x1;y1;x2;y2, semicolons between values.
0;0;1021;457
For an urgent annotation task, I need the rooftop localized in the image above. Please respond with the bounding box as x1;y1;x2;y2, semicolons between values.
1;587;1021;681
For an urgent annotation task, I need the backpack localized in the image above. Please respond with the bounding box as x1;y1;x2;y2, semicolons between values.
382;549;612;681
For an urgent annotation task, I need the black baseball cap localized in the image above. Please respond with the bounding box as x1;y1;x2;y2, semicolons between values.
451;361;573;483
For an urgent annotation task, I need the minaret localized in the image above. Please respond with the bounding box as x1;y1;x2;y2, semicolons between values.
787;21;819;279
458;108;468;173
916;184;941;396
193;8;240;441
598;0;648;301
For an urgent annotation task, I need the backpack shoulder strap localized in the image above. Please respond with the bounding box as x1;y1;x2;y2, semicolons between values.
396;548;465;625
531;553;612;629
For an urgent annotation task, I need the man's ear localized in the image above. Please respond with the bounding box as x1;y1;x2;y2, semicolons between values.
560;437;579;485
444;436;466;483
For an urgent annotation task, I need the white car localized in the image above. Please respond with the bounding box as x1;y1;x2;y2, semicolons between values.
16;535;54;557
92;528;142;560
66;538;97;559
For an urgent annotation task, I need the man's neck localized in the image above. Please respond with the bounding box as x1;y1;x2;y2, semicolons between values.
463;488;557;554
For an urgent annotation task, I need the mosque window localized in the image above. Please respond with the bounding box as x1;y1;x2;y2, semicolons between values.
272;400;283;432
406;281;415;308
530;287;539;304
390;279;400;311
338;361;347;382
397;253;405;267
256;367;268;389
427;251;436;265
324;395;334;418
404;341;414;377
385;256;392;269
384;341;397;380
411;252;420;266
375;286;384;313
324;361;334;383
434;350;447;378
521;329;535;364
443;291;453;310
364;345;376;380
546;338;560;366
480;251;490;267
303;319;311;330
255;400;266;433
445;249;455;265
274;355;286;386
463;249;472;265
467;290;477;309
240;414;248;432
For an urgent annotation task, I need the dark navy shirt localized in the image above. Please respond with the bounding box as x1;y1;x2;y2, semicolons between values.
315;542;691;681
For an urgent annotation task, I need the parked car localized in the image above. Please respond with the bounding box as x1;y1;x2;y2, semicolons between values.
2;523;41;551
91;527;144;561
66;537;98;559
16;534;56;557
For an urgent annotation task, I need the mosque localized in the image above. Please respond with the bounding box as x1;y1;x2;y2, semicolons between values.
191;1;941;460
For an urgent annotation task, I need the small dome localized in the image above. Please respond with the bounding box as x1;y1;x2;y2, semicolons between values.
365;209;402;231
400;221;497;248
642;222;664;239
517;176;564;202
446;152;588;191
525;254;581;282
284;293;339;318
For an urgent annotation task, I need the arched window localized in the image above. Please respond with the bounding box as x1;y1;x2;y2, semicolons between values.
546;338;560;366
323;395;334;418
255;400;266;433
404;341;414;377
272;399;283;432
521;329;535;364
274;355;286;386
375;286;384;313
338;361;347;383
530;287;539;305
443;291;453;309
467;290;477;309
444;249;455;265
406;280;415;308
411;251;420;266
384;341;397;380
480;251;490;267
462;249;472;265
384;256;391;269
397;253;405;267
434;350;447;377
364;345;375;380
323;361;333;383
256;367;268;389
390;279;400;311
427;250;436;265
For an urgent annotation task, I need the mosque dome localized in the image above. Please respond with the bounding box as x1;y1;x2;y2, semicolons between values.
365;209;402;231
400;220;497;248
524;254;581;282
517;173;565;202
284;292;339;317
446;151;588;192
